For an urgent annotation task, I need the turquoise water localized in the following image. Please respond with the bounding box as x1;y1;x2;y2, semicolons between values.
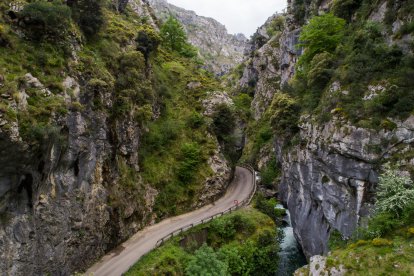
276;205;307;276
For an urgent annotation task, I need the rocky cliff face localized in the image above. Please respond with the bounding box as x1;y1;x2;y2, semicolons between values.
0;1;231;274
240;0;414;258
147;0;248;76
278;115;414;257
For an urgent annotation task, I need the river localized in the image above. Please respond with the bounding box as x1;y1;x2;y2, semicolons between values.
276;204;307;275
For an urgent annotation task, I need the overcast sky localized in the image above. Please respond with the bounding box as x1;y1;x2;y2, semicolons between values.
167;0;287;37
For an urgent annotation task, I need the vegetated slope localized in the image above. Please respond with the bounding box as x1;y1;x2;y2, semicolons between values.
126;201;284;276
229;0;414;260
0;0;234;274
147;0;248;76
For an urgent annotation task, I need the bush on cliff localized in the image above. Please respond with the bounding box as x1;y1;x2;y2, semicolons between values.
69;0;105;37
375;167;414;217
160;16;197;58
19;1;72;42
269;93;300;138
297;13;345;69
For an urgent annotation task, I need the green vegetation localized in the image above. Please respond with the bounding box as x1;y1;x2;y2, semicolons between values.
266;16;285;37
186;245;228;275
269;93;300;138
281;7;414;130
160;16;197;58
135;25;161;60
255;193;285;223
259;157;280;189
211;103;240;165
297;13;346;69
0;0;227;222
19;1;72;42
322;167;414;274
126;208;282;276
138;54;221;218
68;0;104;38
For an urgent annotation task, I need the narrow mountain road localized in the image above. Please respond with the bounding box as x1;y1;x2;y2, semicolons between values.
86;166;255;276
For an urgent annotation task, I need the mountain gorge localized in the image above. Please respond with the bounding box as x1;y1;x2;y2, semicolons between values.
237;0;414;263
0;0;234;274
147;0;248;75
0;0;413;275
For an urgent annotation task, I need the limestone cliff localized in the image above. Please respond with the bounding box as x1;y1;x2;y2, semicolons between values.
239;0;414;258
147;0;248;76
0;0;231;274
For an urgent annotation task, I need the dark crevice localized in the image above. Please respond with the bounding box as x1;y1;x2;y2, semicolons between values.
74;158;80;177
18;174;33;209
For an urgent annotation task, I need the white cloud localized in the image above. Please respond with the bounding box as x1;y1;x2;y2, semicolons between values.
166;0;287;37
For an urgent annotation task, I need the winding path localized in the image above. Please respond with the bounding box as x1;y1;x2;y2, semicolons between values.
86;166;255;276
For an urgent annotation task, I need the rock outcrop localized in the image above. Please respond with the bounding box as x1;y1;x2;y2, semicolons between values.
295;255;346;276
239;0;414;259
278;115;414;257
147;0;248;76
0;1;231;274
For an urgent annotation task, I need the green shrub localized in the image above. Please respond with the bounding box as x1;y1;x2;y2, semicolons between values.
186;112;204;129
160;16;197;58
217;246;246;275
210;217;237;241
269;93;300;138
142;119;180;152
185;245;228;276
135;25;161;59
306;52;334;89
332;0;363;21
375;167;414;217
298;13;346;69
0;24;12;47
69;0;104;37
260;158;280;189
19;1;72;42
177;143;203;183
255;193;284;222
266;16;285;37
371;238;392;247
408;227;414;237
211;104;235;139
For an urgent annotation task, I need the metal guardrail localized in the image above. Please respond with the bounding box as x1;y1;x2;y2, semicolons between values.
153;164;257;248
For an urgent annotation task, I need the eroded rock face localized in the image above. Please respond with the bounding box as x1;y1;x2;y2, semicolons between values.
294;255;346;276
277;116;414;257
0;1;231;271
196;147;232;208
240;0;414;260
0;72;158;274
147;0;248;76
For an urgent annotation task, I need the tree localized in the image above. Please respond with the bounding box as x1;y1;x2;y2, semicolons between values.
19;1;72;42
298;13;346;69
375;167;414;217
185;245;229;276
160;16;197;57
211;104;235;139
135;25;161;60
269;93;300;138
68;0;104;37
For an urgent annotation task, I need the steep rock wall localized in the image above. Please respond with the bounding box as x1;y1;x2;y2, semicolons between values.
278;116;414;257
241;0;414;258
0;1;231;274
147;0;248;76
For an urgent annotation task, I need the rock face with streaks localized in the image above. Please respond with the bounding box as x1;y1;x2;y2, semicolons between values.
277;115;414;257
239;0;414;259
147;0;248;76
0;1;231;274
